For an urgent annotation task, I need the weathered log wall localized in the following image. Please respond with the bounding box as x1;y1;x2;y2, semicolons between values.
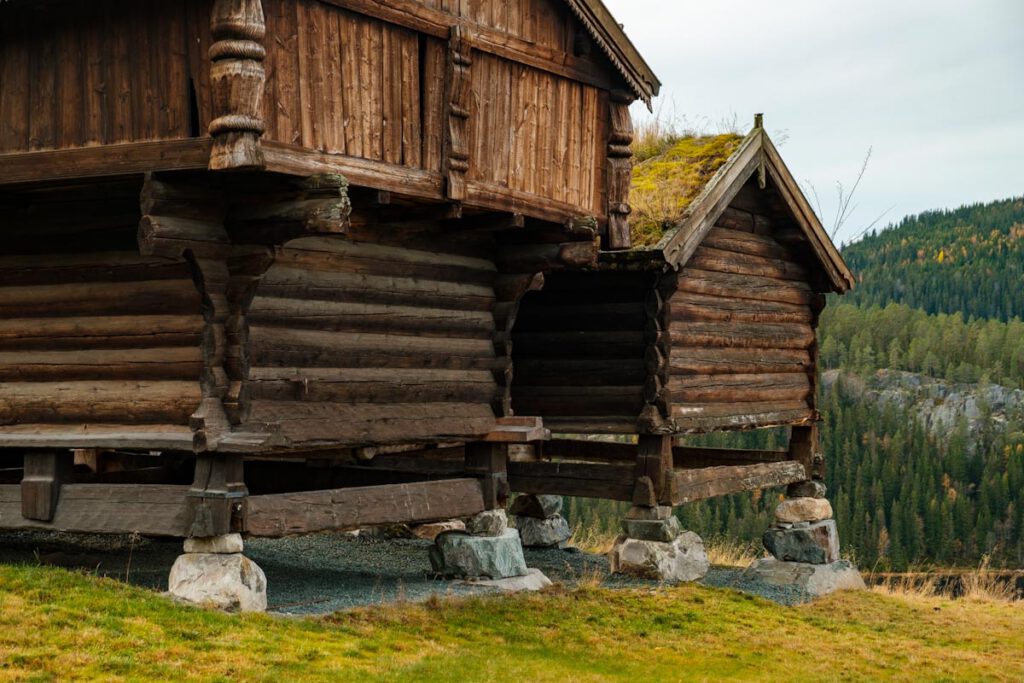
510;272;652;433
667;196;820;433
0;0;213;153
0;187;204;445
238;234;499;447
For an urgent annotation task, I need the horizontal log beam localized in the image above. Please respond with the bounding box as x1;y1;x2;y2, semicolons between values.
0;424;195;450
508;461;634;501
668;347;811;376
543;438;637;462
245;478;485;536
0;484;190;536
672;446;791;468
672;460;807;505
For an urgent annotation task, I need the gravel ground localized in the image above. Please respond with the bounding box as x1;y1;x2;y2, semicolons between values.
0;530;814;613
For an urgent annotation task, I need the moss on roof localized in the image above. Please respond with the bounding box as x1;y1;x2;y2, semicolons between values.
629;133;744;248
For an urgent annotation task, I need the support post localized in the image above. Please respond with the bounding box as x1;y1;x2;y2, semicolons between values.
464;441;508;510
187;453;247;538
21;450;73;521
444;26;472;201
208;0;267;170
789;424;823;481
633;434;673;506
605;90;635;249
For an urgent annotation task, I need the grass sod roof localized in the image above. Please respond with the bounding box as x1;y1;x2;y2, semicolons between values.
629;133;745;248
611;124;854;292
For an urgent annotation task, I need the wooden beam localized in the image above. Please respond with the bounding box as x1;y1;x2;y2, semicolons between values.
188;454;246;538
20;451;73;522
0;484;190;536
245;478;485;537
0;139;212;186
673;445;790;469
464;441;508;509
508;460;634;501
543;438;636;462
672;460;806;505
482;417;550;443
261;140;444;199
634;434;672;506
789;424;823;480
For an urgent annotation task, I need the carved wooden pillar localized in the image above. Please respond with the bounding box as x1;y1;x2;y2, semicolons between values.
444;26;472;202
605;90;634;250
208;0;267;170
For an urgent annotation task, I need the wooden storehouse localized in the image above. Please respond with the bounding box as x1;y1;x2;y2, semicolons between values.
0;0;662;538
507;122;855;508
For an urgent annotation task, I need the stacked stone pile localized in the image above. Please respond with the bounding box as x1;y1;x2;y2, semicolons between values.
509;494;572;548
608;506;709;582
745;481;865;596
167;533;268;612
430;509;531;580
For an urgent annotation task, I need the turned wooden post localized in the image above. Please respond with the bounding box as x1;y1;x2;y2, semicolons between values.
21;451;73;521
188;454;247;537
208;0;267;170
444;26;472;201
464;442;509;510
605;90;635;250
633;434;673;506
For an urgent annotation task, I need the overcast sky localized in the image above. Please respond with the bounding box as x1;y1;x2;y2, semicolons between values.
604;0;1024;245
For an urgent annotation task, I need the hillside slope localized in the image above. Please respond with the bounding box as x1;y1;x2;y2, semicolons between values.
842;197;1024;321
1;565;1022;681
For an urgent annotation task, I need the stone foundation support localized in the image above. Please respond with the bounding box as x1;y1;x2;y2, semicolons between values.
510;494;572;548
608;505;709;582
747;481;865;596
168;533;267;612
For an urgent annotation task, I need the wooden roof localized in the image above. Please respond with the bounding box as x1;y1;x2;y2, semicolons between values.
605;122;855;293
563;0;661;105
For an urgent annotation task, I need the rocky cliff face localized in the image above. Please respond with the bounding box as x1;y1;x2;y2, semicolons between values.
822;369;1024;440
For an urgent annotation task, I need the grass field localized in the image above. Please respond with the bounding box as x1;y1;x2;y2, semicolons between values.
1;565;1022;682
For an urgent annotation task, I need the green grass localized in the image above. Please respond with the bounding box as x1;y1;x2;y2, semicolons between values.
1;565;1022;682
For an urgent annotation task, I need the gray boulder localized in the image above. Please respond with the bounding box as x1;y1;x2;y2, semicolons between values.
763;519;839;564
743;558;866;597
431;529;528;579
786;480;827;499
183;533;244;554
621;515;681;543
466;509;508;537
516;514;572;547
167;553;267;612
608;531;709;582
508;494;563;519
464;568;553;592
625;505;673;521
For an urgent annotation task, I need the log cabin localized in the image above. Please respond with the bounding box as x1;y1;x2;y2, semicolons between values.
507;120;856;508
0;0;661;539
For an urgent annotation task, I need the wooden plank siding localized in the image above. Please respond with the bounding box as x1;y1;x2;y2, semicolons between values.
468;52;606;216
237;235;500;447
0;0;211;154
667;200;819;433
262;0;431;168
